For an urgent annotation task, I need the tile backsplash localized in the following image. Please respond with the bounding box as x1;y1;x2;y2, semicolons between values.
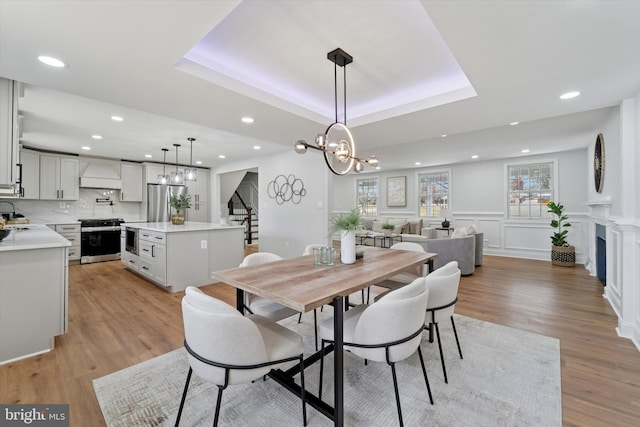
5;189;143;224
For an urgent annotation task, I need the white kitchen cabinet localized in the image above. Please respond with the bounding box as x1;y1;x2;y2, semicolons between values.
0;225;68;364
18;149;39;199
39;154;79;200
0;78;19;189
120;162;143;202
54;224;81;262
144;163;166;185
121;247;139;271
138;229;167;286
122;223;244;292
186;168;209;222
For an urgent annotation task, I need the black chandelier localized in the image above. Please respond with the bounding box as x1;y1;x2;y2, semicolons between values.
294;48;378;175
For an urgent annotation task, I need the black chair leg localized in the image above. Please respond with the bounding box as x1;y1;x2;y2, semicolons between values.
213;385;225;427
451;316;463;359
313;309;318;351
389;362;404;427
428;322;434;343
417;346;434;404
297;312;302;323
175;367;192;427
434;323;448;383
299;355;308;426
319;340;326;399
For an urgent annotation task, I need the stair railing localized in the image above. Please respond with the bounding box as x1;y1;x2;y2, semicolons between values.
228;191;257;244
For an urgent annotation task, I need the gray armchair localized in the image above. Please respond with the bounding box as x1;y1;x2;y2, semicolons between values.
424;234;475;275
472;232;484;266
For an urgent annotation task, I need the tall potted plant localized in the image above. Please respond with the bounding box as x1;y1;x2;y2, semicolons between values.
330;208;361;264
547;201;575;267
169;193;191;225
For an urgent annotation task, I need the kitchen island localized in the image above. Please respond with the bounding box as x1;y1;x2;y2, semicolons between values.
121;222;245;292
0;224;70;364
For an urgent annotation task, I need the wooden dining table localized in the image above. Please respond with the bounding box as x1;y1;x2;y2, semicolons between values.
212;245;437;426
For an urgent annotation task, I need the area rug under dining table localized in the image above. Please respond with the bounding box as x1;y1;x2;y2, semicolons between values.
93;312;562;426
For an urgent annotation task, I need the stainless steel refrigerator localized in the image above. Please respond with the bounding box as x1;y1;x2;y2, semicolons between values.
147;184;188;222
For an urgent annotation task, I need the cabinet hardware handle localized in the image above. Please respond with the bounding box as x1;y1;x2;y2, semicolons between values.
61;189;64;198
151;245;155;257
142;266;149;270
129;260;135;264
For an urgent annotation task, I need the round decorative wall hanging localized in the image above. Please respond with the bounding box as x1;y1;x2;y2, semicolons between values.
593;133;604;193
267;174;306;205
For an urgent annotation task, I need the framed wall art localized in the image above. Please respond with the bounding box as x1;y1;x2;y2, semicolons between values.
386;176;407;207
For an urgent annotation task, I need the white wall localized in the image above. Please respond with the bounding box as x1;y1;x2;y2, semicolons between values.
211;150;330;258
592;95;640;350
333;149;589;262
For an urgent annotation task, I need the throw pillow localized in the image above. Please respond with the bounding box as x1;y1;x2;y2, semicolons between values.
401;223;411;234
408;219;423;235
467;223;477;234
450;226;468;239
362;218;373;231
372;220;384;233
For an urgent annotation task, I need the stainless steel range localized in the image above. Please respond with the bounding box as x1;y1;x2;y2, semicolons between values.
80;218;124;264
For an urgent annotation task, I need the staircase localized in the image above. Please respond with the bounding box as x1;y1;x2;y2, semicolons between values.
228;191;258;245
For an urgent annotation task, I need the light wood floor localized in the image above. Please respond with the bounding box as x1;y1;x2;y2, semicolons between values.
1;252;639;426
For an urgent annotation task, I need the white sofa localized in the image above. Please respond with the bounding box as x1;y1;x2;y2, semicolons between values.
358;217;436;248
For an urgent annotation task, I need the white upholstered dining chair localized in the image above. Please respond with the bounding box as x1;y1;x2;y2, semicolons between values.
241;252;320;350
239;252;299;321
375;241;429;296
176;286;307;426
317;277;434;426
424;260;463;384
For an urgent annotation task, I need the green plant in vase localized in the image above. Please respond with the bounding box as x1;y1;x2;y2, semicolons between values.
169;193;191;225
329;208;362;264
546;201;575;266
381;222;395;236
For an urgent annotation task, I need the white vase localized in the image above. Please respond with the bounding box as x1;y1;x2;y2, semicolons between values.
341;230;356;264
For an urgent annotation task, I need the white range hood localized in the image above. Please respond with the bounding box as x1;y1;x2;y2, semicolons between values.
79;162;122;189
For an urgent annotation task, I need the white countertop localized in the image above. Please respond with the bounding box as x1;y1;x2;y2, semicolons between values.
121;221;244;233
0;224;72;252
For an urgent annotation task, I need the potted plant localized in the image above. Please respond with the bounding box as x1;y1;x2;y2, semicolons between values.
546;201;575;267
329;208;362;264
381;222;395;236
169;193;191;225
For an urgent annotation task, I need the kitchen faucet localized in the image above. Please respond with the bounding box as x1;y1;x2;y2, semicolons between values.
0;201;16;220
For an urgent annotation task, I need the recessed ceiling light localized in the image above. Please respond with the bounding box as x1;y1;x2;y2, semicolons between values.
375;166;381;170
81;146;91;150
91;134;102;140
111;115;124;122
560;91;580;100
144;154;152;158
253;145;261;150
415;162;421;166
521;149;530;153
195;161;202;165
37;55;67;68
471;155;479;159
441;134;447;138
510;121;519;126
241;117;254;124
218;155;226;159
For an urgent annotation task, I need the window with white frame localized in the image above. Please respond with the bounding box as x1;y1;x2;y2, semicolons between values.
418;171;449;217
507;162;554;218
356;177;378;216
